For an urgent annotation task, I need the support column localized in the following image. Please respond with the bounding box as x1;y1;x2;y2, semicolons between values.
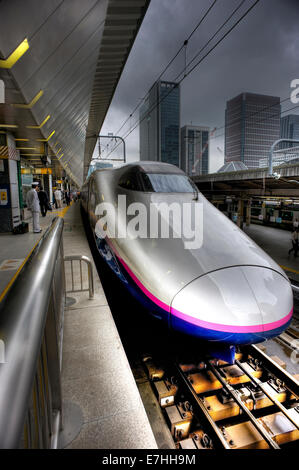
237;199;244;228
246;199;251;226
0;133;21;232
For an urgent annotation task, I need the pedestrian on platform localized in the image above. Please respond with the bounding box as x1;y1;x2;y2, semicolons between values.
38;186;49;217
293;218;299;230
288;229;298;257
54;188;62;208
26;182;42;233
65;190;71;206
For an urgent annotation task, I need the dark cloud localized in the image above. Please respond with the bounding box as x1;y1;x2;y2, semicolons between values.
100;0;299;171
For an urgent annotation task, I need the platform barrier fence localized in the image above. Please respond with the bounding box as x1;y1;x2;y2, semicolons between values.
0;217;65;449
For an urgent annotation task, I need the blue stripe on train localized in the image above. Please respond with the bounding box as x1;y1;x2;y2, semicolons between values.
95;235;292;346
170;314;292;345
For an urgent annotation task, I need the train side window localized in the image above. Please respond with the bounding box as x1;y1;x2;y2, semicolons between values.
118;170;142;191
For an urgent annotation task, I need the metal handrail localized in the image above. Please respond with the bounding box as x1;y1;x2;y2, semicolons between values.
64;255;94;299
0;217;64;448
269;138;299;176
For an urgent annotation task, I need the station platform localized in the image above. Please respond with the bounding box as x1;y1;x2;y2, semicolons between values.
0;203;157;449
244;224;299;282
60;203;157;449
0;205;70;302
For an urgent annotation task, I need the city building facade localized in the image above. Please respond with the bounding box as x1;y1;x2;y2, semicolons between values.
225;92;281;168
180;125;210;175
139;81;180;166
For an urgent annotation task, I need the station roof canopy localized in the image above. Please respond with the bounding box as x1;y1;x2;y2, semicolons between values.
217;161;248;173
0;0;150;186
193;162;299;198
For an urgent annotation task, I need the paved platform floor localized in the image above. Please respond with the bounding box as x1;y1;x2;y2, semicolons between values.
244;223;299;282
60;203;157;449
0;204;72;301
0;203;157;449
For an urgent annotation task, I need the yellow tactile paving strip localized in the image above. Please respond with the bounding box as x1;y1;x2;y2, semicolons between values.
280;265;299;276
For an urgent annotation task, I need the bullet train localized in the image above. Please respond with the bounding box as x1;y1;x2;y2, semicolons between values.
81;161;293;361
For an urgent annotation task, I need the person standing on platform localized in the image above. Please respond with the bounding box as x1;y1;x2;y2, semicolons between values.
293;218;299;230
38;186;49;217
288;229;298;257
54;187;62;208
65;190;71;206
26;182;42;233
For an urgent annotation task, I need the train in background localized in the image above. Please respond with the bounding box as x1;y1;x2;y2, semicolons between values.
250;199;299;229
211;197;299;230
81;161;293;363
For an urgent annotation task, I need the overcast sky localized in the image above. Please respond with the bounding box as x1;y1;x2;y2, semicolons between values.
98;0;299;172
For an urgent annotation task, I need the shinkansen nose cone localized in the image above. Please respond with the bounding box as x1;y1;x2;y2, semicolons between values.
170;266;293;345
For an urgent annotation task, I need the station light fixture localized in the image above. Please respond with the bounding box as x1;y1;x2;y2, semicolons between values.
26;115;51;129
0;38;29;69
12;90;44;109
36;130;55;142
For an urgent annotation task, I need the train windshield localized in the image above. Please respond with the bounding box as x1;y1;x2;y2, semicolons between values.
141;173;197;193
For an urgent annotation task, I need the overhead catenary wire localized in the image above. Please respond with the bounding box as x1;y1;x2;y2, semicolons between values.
102;0;262;161
113;0;219;139
175;0;248;82
106;0;256;151
179;0;261;82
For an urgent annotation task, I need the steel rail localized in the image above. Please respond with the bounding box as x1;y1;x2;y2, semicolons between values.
174;363;231;449
235;359;299;430
208;361;280;449
0;217;64;448
247;345;299;399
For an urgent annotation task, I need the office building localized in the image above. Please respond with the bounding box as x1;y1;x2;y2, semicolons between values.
225;92;281;168
139;81;180;166
180;125;210;175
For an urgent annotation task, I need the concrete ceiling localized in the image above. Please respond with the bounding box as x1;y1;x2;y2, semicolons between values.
0;0;150;186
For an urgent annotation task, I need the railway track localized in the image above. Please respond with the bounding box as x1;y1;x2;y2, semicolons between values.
141;345;299;449
274;281;299;360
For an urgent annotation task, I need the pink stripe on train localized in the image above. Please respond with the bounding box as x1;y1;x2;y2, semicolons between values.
171;307;293;333
105;237;293;334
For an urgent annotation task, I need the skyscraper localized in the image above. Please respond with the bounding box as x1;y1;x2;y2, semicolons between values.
139;81;180;166
280;114;299;148
225;92;281;168
180;125;210;175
